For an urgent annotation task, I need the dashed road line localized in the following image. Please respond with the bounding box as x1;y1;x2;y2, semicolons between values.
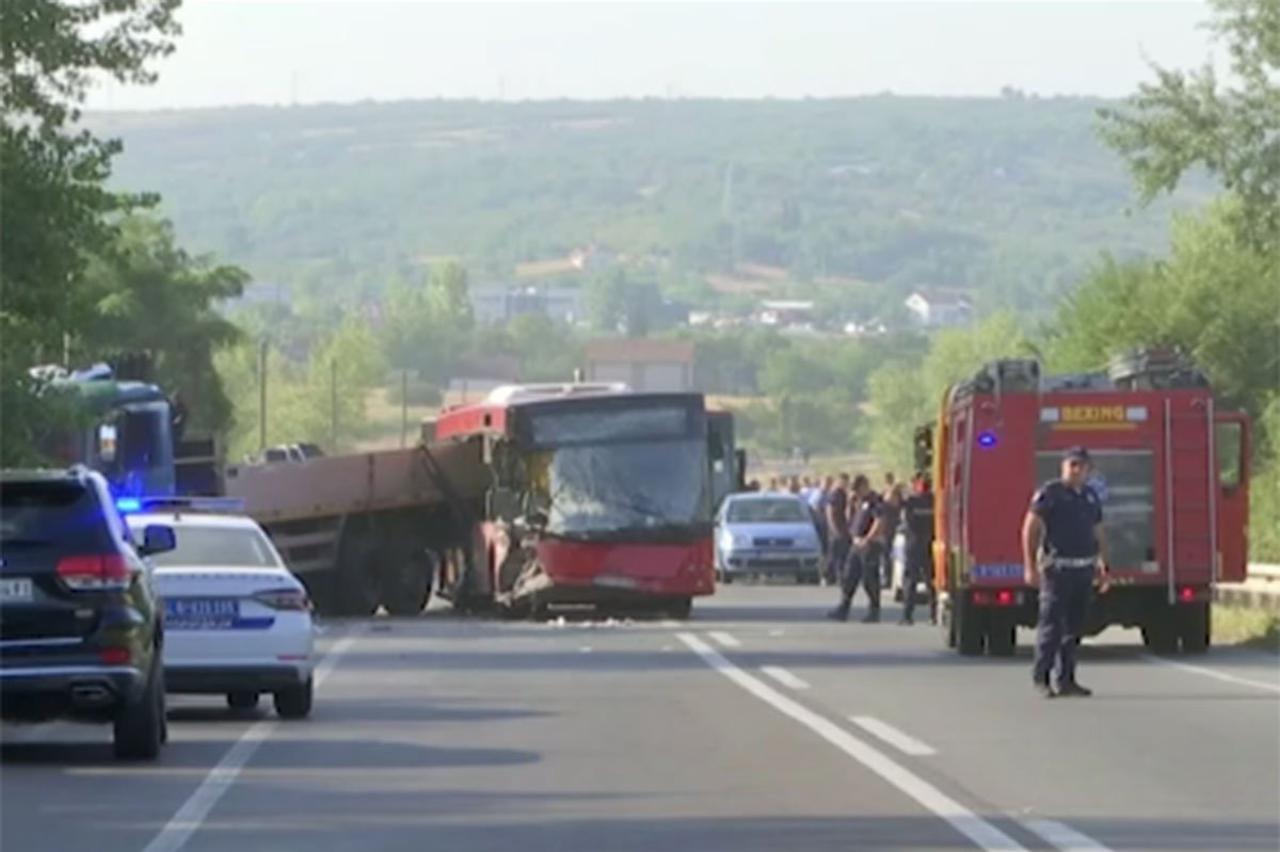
141;631;361;852
677;633;1026;851
849;715;937;756
760;665;810;690
707;630;741;648
1020;818;1114;851
1140;655;1280;695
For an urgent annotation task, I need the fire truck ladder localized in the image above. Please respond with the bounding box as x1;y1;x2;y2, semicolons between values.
1163;399;1217;604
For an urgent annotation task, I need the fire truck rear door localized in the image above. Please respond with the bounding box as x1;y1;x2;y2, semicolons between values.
1214;412;1250;584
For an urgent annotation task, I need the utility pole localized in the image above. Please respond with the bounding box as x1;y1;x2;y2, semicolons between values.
400;370;409;448
257;339;268;453
329;358;338;451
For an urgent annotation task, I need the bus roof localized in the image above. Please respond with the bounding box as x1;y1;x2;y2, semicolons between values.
434;386;704;442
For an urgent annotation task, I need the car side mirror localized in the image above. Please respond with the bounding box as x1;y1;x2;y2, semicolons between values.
140;524;176;556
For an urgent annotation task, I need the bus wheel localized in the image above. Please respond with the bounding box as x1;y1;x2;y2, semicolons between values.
667;598;693;620
1141;610;1178;655
1178;602;1210;654
955;598;985;656
986;616;1016;657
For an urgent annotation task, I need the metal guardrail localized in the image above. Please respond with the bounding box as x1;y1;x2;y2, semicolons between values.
1247;563;1280;582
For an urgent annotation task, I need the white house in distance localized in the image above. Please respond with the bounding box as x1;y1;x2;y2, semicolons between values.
904;289;974;328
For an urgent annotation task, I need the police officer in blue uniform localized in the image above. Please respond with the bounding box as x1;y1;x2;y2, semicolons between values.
827;475;885;623
1022;447;1110;698
899;475;935;626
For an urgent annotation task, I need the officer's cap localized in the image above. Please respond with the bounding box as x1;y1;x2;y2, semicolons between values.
1062;446;1091;463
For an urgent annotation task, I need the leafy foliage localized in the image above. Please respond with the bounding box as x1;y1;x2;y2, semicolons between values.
78;216;248;432
862;313;1035;472
1047;200;1278;423
91;97;1200;318
0;0;182;464
1099;0;1280;245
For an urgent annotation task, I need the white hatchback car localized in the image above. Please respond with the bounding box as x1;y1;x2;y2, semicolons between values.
125;509;315;718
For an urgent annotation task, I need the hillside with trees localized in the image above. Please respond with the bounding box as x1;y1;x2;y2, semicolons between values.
89;95;1207;317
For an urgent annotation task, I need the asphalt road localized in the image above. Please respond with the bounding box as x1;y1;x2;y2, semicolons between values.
2;585;1277;852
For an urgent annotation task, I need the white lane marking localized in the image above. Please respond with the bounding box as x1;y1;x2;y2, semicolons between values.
1141;654;1280;695
768;628;786;637
708;630;741;648
141;632;361;852
849;715;938;756
578;645;593;654
677;633;1025;852
760;665;810;690
1020;818;1114;851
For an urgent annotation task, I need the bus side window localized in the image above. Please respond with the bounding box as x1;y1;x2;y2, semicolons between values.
1216;422;1243;489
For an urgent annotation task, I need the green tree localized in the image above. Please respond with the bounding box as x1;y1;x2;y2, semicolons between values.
585;268;628;333
425;261;474;329
79;216;248;433
501;314;582;382
1047;201;1279;423
1099;0;1280;244
0;0;181;463
863;312;1035;472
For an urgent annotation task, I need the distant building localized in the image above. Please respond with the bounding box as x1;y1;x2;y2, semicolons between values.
584;338;695;392
757;299;815;328
904;290;973;328
470;284;584;325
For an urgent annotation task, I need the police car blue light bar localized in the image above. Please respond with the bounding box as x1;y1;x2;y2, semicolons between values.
117;495;247;514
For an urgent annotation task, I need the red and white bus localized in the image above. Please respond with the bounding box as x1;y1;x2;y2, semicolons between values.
433;384;721;617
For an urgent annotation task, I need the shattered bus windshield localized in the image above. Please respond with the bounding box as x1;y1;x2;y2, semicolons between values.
532;438;709;538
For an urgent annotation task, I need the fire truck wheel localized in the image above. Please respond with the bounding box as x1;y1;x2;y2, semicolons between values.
1141;612;1179;655
955;599;985;656
941;601;957;648
986;617;1016;657
1178;602;1210;654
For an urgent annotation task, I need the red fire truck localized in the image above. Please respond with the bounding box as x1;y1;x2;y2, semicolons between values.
924;351;1250;657
432;384;724;618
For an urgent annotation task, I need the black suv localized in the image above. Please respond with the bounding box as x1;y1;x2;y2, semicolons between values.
0;468;176;759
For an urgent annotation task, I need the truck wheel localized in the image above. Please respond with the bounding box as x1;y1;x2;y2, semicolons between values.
955;598;985;656
382;555;430;617
1141;611;1178;655
986;616;1016;657
114;658;165;761
1178;602;1210;654
335;543;380;617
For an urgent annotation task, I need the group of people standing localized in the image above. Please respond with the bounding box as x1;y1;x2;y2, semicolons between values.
752;471;936;625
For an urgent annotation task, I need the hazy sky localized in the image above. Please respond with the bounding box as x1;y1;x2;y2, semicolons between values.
87;1;1217;110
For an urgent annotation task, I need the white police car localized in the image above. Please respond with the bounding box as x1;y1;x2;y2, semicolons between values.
125;503;315;718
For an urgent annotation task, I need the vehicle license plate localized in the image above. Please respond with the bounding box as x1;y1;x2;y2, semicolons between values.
164;598;239;629
0;578;34;602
